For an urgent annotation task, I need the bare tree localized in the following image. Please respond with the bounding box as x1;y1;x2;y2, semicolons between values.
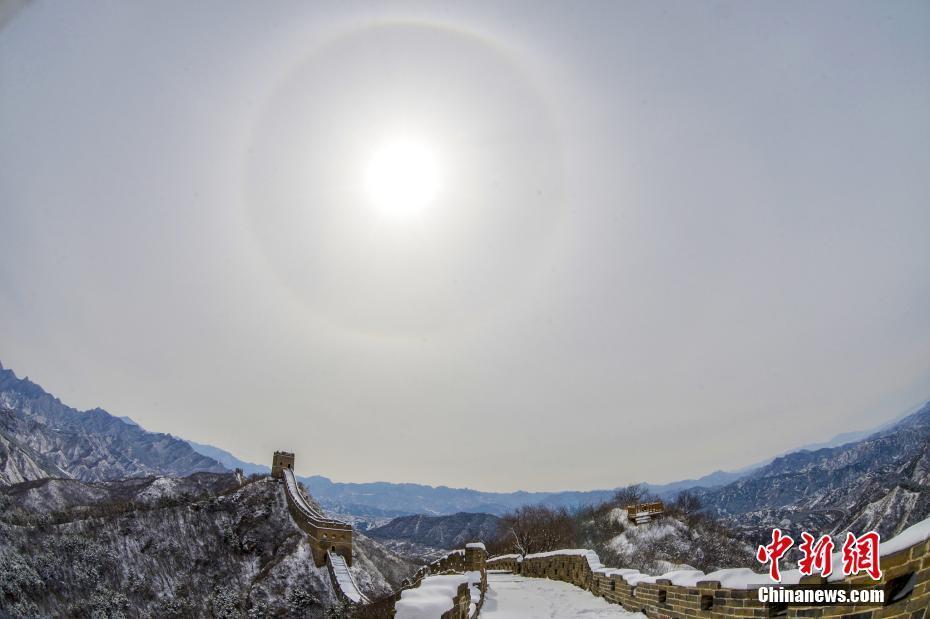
673;490;701;515
612;484;648;508
491;505;577;557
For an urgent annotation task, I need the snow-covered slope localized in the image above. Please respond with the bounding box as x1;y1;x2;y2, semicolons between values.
698;400;930;542
577;504;754;575
367;511;502;562
0;363;226;485
483;573;644;618
0;473;416;617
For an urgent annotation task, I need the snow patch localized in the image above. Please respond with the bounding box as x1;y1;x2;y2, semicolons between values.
483;573;644;617
516;513;930;591
523;549;605;572
395;571;481;619
328;552;367;604
136;477;179;502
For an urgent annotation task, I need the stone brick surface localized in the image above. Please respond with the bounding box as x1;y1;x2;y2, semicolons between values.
486;539;930;618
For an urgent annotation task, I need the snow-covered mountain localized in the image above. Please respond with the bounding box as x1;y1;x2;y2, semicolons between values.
183;438;753;521
569;495;756;576
184;439;269;476
0;362;226;485
368;512;501;549
698;401;930;543
301;469;761;520
366;512;502;561
182;401;927;529
0;472;416;617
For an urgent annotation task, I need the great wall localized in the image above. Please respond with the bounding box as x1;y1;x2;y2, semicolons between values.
273;451;930;617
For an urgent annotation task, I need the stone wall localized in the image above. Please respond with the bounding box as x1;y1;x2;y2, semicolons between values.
487;534;930;618
440;581;475;619
282;488;353;567
485;554;520;574
356;546;488;618
277;456;354;567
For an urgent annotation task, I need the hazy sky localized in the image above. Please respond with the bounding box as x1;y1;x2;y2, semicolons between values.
2;1;929;492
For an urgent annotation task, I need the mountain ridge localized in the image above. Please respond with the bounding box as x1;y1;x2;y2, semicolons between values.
0;471;416;616
0;362;226;485
697;401;930;542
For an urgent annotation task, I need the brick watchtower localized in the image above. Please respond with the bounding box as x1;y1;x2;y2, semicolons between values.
273;450;354;567
271;451;295;479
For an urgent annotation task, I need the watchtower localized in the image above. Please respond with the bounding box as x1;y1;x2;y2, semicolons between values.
271;451;295;479
627;500;665;525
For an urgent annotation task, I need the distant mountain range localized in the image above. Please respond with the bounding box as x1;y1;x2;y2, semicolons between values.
697;401;930;543
0;362;224;486
179;430;886;522
178;440;755;520
183;439;269;476
174;431;770;519
3;357;927;548
364;512;502;562
367;512;502;549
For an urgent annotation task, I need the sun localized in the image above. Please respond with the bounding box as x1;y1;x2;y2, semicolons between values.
364;139;441;216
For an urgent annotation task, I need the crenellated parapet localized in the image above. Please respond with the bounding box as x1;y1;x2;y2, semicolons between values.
356;545;488;618
486;517;930;617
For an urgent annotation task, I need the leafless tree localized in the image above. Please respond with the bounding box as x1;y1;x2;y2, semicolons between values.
491;505;577;557
673;490;702;515
612;484;648;508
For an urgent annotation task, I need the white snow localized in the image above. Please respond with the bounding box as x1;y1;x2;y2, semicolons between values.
523;549;605;572
466;570;483;616
328;552;367;604
518;513;930;591
137;477;179;502
701;568;771;588
608;520;684;555
282;469;339;524
877;514;930;556
466;542;486;550
609;507;628;525
658;569;711;586
481;573;645;618
395;571;481;619
784;514;930;585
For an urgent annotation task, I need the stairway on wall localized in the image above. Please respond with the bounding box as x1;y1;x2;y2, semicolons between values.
328;550;369;604
279;467;366;605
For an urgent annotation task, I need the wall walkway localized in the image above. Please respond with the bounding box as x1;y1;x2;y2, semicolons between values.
486;516;930;618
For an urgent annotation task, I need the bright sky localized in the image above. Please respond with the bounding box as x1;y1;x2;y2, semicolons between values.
1;1;929;492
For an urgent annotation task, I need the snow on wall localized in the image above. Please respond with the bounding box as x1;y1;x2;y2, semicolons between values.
394;571;481;619
486;513;930;616
328;551;368;604
502;513;930;590
523;548;604;572
282;468;349;529
394;574;468;619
